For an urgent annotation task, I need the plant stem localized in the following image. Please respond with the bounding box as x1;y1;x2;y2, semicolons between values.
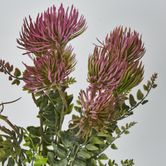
0;115;20;136
68;144;80;166
118;82;153;120
0;97;21;113
31;93;47;156
2;65;23;80
56;86;68;131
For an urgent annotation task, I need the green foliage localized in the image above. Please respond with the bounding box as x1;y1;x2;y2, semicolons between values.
7;157;15;166
86;144;99;151
0;3;158;165
0;60;22;86
34;155;48;166
53;144;67;159
60;130;75;148
77;149;92;159
136;89;144;100
98;153;108;160
108;159;118;166
111;143;118;150
129;94;137;107
121;159;134;166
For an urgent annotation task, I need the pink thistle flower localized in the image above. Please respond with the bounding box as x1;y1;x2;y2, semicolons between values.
104;26;145;93
70;88;119;138
88;26;145;93
88;46;127;91
105;26;145;63
17;4;86;55
23;48;75;93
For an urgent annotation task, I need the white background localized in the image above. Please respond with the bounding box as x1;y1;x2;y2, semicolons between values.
0;0;165;165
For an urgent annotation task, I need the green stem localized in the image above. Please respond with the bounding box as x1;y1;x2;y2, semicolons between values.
56;86;68;131
21;128;36;164
68;144;80;166
92;130;126;160
38;112;49;156
31;93;47;155
2;65;23;80
92;82;156;159
0;115;20;136
0;97;21;113
118;82;153;120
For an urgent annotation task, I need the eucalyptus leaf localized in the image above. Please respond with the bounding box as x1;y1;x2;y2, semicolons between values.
143;84;148;91
77;150;92;159
14;68;21;77
60;130;74;148
98;160;105;166
142;100;148;105
91;137;104;145
7;157;15;166
53;144;67;159
73;159;86;166
97;132;109;138
86;144;99;151
47;152;55;164
129;94;137;107
98;153;108;160
34;155;47;166
27;126;40;136
53;158;67;166
137;89;144;100
111;143;118;150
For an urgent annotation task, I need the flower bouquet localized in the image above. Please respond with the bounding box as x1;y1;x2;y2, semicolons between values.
0;4;157;166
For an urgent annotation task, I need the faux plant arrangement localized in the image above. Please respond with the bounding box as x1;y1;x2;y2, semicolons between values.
0;4;157;166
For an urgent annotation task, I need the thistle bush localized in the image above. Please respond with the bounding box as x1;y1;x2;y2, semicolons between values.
0;4;157;166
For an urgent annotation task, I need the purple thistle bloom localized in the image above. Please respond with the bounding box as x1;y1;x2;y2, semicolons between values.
70;26;146;138
71;88;117;138
104;27;145;92
17;4;86;55
88;46;127;91
23;47;75;93
105;26;145;63
88;26;145;93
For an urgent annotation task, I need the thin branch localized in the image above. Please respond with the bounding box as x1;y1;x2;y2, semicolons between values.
1;65;23;80
0;97;21;113
56;86;68;131
0;115;20;136
0;97;21;106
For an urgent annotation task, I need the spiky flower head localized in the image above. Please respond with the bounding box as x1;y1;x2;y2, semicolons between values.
105;26;145;63
88;26;145;94
88;46;127;91
71;26;146;138
71;88;117;138
17;4;86;55
105;27;145;93
23;47;75;93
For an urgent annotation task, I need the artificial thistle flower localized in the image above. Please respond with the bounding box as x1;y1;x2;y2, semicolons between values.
88;26;145;94
88;46;127;91
17;4;86;55
23;47;76;93
104;26;145;63
71;26;146;138
105;27;145;93
70;87;117;138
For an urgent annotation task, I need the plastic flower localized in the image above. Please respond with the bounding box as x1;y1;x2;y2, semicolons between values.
23;47;75;93
70;26;146;138
88;46;127;91
88;26;145;94
105;27;145;93
105;26;145;63
71;88;117;138
17;4;86;55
